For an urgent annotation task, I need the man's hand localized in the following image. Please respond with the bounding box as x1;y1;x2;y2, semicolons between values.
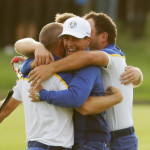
120;66;143;87
29;85;43;102
34;43;54;67
28;64;54;87
104;86;123;103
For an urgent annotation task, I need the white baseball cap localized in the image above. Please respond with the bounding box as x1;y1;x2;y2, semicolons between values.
59;16;91;38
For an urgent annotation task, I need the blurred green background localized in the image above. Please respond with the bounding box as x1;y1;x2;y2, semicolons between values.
117;16;150;102
0;0;150;150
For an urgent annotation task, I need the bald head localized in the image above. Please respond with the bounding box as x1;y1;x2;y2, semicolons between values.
39;22;63;50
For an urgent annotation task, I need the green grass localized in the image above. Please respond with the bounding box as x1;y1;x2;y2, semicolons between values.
133;105;150;150
0;105;26;150
0;105;149;150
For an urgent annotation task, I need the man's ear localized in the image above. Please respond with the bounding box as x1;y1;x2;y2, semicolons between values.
101;32;108;42
87;37;92;45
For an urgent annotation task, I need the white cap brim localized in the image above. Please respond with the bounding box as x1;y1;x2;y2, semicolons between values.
59;30;86;39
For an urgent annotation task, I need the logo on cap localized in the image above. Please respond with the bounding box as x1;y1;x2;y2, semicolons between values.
69;21;77;28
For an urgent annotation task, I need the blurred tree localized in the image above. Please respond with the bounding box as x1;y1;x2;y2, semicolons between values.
118;0;150;39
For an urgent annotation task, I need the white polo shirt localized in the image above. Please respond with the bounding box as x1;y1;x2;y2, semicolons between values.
101;53;133;132
12;75;74;147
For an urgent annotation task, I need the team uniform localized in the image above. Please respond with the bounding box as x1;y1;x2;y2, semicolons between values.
101;44;138;150
21;57;111;150
38;67;110;150
13;56;73;150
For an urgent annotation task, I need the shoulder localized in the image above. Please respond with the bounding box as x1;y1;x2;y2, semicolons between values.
101;45;125;56
57;72;73;85
41;73;72;90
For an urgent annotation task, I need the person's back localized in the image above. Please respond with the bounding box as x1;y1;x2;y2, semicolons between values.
13;72;74;147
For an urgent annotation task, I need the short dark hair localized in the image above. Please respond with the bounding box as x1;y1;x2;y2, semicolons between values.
55;12;76;23
84;11;117;44
39;23;63;50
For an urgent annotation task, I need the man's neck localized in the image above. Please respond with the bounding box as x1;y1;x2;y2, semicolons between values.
50;48;64;59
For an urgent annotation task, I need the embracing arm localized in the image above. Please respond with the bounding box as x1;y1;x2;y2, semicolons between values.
14;38;38;57
48;51;143;87
29;51;108;86
120;66;143;87
76;86;123;115
14;38;53;66
28;49;143;88
49;51;108;72
30;66;102;108
0;98;21;123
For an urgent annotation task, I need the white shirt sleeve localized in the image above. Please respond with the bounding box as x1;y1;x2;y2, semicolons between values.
103;52;112;69
41;75;68;92
12;79;22;101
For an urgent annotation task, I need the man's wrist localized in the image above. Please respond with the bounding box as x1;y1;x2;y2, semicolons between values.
133;68;143;87
48;62;56;75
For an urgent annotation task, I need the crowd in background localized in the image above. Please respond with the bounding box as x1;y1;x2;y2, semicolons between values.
0;0;150;50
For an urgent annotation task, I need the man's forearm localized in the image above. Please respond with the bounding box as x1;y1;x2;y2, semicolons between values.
77;93;123;115
14;38;39;57
133;68;143;87
49;51;108;75
39;66;99;108
0;98;21;123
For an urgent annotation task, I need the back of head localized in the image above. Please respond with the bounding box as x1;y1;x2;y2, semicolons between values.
39;23;63;50
55;12;76;23
84;11;117;44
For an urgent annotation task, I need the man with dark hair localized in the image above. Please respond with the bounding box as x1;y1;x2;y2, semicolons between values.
83;11;139;150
